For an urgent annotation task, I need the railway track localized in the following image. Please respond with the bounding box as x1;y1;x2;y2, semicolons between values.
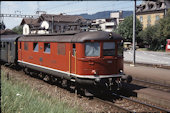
2;65;170;112
132;78;170;92
95;93;170;112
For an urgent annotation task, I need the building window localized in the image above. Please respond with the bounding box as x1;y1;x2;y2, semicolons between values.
147;15;151;27
44;43;50;53
140;16;143;23
24;42;28;51
85;42;100;57
156;15;160;21
147;15;151;23
57;43;65;55
103;42;115;56
33;42;39;52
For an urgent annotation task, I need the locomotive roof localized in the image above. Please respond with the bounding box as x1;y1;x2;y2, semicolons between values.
18;31;123;42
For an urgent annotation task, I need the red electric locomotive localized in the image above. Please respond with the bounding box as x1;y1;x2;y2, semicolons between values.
1;31;132;95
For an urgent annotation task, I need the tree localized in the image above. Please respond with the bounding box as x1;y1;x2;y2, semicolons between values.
116;15;143;44
12;25;23;34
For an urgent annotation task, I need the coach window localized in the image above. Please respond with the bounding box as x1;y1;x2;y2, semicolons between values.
103;42;115;56
9;43;12;50
0;42;2;48
44;43;50;53
3;42;5;48
33;42;39;52
85;42;100;57
72;43;76;56
24;42;28;51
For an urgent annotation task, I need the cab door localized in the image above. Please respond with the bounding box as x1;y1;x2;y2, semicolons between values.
71;43;76;74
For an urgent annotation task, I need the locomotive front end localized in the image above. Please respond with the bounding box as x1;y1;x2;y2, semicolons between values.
75;31;132;91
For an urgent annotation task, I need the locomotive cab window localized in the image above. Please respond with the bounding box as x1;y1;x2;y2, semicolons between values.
117;41;123;56
103;42;115;56
85;42;100;57
33;42;39;52
44;43;50;53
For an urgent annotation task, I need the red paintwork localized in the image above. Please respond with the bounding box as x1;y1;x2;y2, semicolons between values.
18;40;123;76
166;39;170;52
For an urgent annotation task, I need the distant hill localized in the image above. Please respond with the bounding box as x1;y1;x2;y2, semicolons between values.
78;11;133;20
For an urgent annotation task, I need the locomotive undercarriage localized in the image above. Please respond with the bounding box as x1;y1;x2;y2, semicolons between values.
22;66;132;97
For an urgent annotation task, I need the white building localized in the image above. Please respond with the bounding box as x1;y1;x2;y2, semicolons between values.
91;18;117;32
91;11;124;32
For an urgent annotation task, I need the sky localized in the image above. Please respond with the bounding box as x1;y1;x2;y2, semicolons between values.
1;1;142;29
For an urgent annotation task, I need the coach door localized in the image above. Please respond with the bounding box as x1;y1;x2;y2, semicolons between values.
7;42;12;63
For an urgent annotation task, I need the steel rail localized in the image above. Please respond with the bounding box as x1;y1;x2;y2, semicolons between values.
94;97;132;112
112;93;170;113
133;78;170;88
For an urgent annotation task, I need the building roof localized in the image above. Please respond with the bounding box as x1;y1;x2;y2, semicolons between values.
39;14;87;23
20;18;40;27
136;0;170;14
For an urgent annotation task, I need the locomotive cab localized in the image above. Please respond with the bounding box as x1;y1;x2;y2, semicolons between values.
73;32;131;91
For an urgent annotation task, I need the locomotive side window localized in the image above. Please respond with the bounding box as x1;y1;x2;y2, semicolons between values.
33;42;39;52
103;42;115;56
117;41;123;56
44;43;50;53
57;43;65;55
85;42;100;57
24;42;28;51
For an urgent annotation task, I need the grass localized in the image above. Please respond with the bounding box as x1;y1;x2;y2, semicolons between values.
1;71;83;113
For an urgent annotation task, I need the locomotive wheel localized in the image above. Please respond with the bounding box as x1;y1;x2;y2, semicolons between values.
43;74;50;82
23;68;29;75
38;73;45;80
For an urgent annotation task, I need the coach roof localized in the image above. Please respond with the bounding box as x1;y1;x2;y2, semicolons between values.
18;31;123;42
1;35;22;42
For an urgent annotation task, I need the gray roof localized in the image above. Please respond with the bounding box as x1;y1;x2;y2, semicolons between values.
18;31;123;43
39;14;87;23
136;0;169;13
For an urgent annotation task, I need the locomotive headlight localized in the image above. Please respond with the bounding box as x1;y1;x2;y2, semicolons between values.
119;70;123;73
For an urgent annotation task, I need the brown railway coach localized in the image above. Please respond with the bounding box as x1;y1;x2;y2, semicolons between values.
16;31;131;93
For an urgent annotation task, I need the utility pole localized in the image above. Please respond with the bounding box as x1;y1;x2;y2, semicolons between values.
52;16;54;33
132;0;136;65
